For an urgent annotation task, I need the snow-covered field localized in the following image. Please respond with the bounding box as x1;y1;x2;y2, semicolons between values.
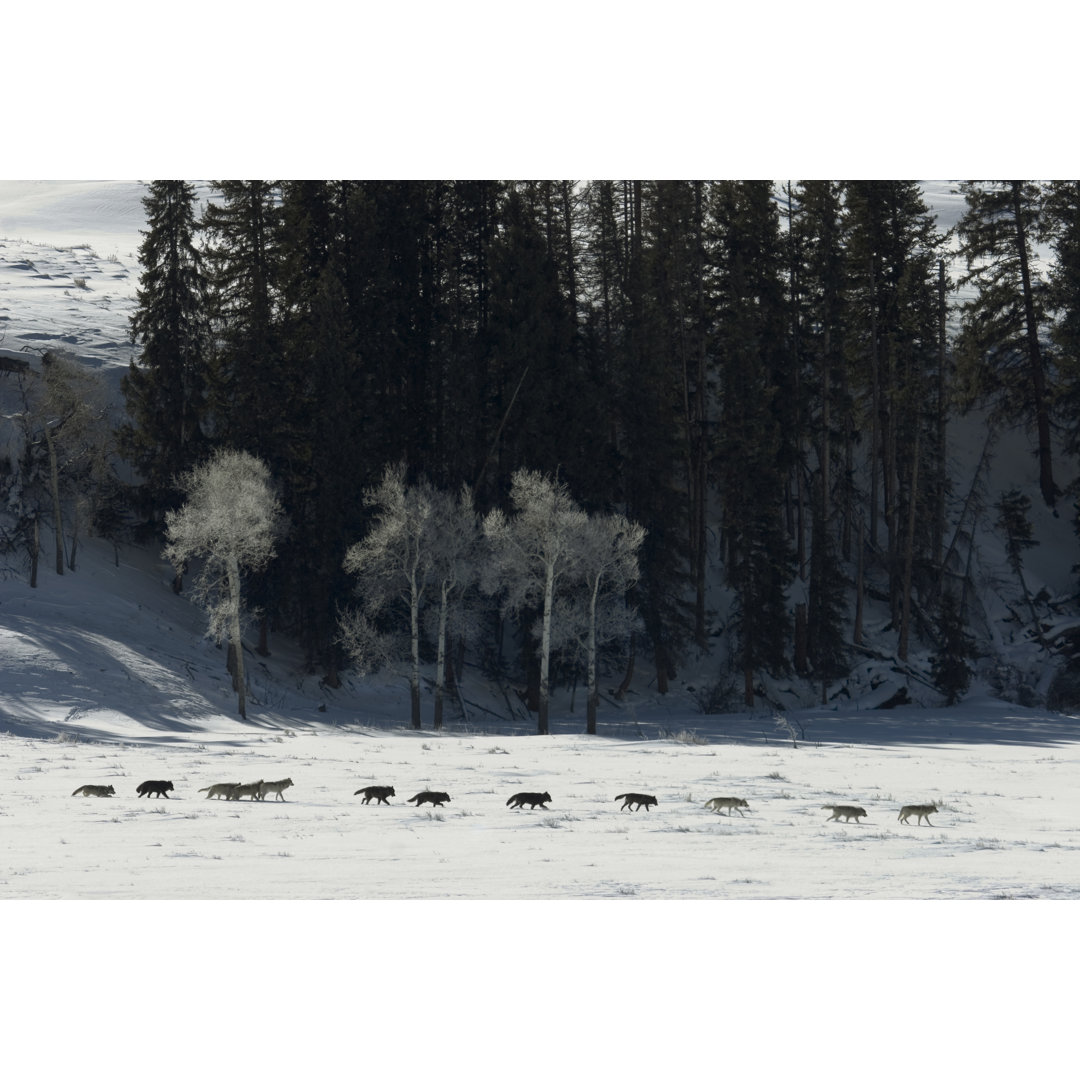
3;180;1077;1075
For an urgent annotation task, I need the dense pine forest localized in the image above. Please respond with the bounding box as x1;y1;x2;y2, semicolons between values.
13;180;1080;722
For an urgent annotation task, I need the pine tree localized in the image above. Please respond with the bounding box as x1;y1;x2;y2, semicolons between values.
709;181;794;705
931;589;976;705
956;181;1057;508
122;180;210;516
200;181;286;460
844;181;947;653
1043;182;1080;457
791;181;851;688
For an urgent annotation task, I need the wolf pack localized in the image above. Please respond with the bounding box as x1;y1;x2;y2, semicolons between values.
69;779;941;825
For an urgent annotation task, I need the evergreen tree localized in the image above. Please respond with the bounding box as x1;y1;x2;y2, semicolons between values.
844;181;947;652
791;181;851;686
620;181;696;692
956;181;1057;508
200;181;286;460
709;181;794;705
1043;182;1080;456
122;180;211;515
931;588;976;705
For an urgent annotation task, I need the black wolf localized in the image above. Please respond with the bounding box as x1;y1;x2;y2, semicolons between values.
136;780;174;798
615;792;657;811
506;791;552;809
355;785;396;804
407;791;451;807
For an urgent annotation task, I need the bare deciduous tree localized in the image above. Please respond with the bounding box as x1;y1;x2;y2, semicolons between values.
12;350;111;579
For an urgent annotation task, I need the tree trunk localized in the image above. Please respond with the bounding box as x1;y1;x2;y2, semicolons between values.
29;513;40;588
898;424;921;660
409;572;421;730
43;426;64;576
67;497;81;572
1010;181;1057;508
226;556;246;719
854;515;865;646
794;602;808;675
586;583;599;735
433;588;449;732
538;563;554;735
614;633;636;700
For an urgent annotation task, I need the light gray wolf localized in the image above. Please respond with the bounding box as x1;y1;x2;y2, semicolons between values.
198;783;240;799
136;780;174;798
822;804;866;822
354;785;395;804
615;793;657;811
898;803;938;825
72;784;115;797
257;778;294;801
506;791;552;809
226;781;263;800
407;791;451;807
705;796;749;816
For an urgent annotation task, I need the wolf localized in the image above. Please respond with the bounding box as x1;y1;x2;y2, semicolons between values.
615;793;658;812
407;791;451;807
198;783;240;799
257;778;294;801
136;780;174;798
72;784;115;797
354;785;396;804
704;796;749;816
506;791;552;810
822;804;867;823
226;781;264;801
898;803;938;825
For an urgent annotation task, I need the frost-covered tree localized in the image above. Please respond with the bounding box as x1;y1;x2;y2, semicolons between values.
342;463;441;730
560;512;645;735
425;483;481;730
483;470;588;735
163;450;283;719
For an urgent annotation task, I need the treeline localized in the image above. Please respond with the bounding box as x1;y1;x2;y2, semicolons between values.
117;180;1080;710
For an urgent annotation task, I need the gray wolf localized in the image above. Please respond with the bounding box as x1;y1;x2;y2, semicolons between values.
407;791;451;807
615;793;657;811
257;778;294;801
355;785;396;804
705;796;749;816
136;780;174;798
198;783;240;799
226;781;264;800
898;803;938;825
72;784;115;797
822;804;866;822
506;791;552;809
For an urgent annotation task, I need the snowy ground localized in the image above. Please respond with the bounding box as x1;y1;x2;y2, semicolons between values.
8;534;1080;902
